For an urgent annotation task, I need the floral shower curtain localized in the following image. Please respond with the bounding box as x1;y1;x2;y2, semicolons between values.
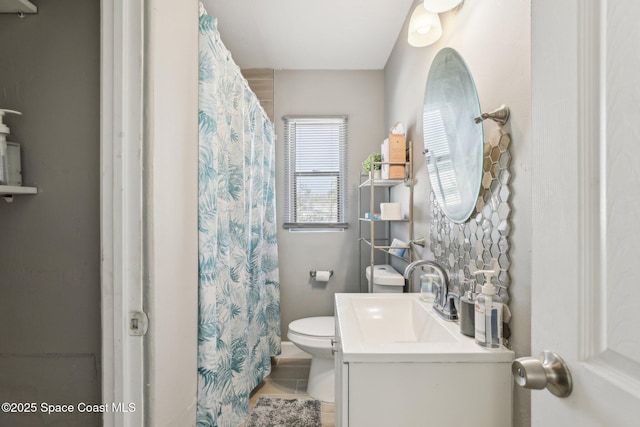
197;9;281;427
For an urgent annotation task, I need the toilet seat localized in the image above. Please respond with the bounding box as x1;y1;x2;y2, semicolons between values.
288;316;334;337
287;316;335;353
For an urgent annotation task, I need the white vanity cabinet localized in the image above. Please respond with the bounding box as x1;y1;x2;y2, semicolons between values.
334;293;514;427
334;316;349;427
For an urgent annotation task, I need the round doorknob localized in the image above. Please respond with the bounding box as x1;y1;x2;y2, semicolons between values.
512;350;573;397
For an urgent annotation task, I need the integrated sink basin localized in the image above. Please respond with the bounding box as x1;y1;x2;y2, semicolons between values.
335;293;513;363
350;294;457;344
334;293;515;426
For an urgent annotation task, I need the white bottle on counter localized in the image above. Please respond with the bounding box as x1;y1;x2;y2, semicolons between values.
474;269;503;348
0;109;22;185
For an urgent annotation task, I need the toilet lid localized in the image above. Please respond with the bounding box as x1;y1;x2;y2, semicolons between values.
288;316;334;337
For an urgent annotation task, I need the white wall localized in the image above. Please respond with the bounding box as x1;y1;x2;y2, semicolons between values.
144;0;199;425
384;1;532;426
274;70;385;338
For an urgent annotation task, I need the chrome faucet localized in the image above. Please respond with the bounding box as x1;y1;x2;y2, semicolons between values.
404;259;458;321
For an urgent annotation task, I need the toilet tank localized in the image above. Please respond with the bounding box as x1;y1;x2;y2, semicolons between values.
365;265;405;293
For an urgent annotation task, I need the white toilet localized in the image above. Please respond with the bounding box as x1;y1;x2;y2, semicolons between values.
287;264;404;403
287;316;335;402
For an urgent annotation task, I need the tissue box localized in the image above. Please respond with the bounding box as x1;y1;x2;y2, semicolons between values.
388;134;406;179
380;203;402;220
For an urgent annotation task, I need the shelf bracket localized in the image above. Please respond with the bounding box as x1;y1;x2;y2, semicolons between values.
411;237;426;247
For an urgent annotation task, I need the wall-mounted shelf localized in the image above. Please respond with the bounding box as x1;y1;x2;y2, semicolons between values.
0;0;37;14
0;185;38;202
0;185;37;195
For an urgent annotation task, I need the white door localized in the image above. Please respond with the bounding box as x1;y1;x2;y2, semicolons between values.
531;0;640;425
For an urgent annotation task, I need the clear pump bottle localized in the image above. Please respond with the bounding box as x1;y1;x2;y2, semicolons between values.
419;273;438;303
474;270;503;348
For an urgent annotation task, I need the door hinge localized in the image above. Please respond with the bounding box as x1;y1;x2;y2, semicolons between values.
129;311;149;336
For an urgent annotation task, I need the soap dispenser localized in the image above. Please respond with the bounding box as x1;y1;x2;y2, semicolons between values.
459;278;477;337
0;109;22;185
474;269;503;348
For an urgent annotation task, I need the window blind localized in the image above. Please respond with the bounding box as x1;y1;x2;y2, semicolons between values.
283;116;348;229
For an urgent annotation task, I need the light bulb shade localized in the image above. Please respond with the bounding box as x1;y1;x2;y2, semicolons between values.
408;5;442;47
423;0;463;13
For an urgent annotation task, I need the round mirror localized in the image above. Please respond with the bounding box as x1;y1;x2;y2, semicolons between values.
423;48;483;223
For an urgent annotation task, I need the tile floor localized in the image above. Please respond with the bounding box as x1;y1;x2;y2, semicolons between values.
241;357;335;427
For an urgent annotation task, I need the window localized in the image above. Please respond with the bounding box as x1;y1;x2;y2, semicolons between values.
283;116;348;230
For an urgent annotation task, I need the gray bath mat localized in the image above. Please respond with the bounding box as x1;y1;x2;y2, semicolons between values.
247;397;321;427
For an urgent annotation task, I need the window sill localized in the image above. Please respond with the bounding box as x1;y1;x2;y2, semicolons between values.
283;222;348;232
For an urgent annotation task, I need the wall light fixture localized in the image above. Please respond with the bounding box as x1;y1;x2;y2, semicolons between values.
407;4;442;47
408;0;464;47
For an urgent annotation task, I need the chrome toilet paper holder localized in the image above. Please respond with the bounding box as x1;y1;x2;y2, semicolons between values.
309;270;334;278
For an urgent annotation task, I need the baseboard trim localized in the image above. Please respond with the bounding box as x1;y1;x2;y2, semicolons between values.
278;341;311;359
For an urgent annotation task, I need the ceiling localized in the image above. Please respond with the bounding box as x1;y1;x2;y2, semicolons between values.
202;0;415;70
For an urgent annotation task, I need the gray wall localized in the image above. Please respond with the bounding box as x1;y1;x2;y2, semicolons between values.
274;70;385;338
0;1;101;426
383;1;532;426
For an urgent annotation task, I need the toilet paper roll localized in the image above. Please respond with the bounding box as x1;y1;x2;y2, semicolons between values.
314;270;332;282
380;203;402;220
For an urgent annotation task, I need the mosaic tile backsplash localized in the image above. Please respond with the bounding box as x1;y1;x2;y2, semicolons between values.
429;129;512;306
